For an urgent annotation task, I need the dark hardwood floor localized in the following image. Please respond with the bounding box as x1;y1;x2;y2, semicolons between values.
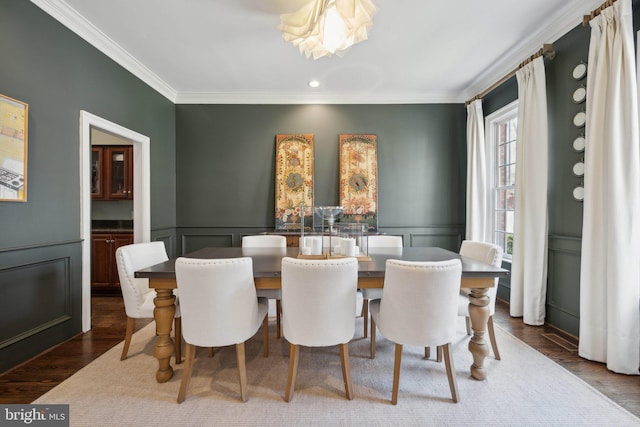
0;296;638;417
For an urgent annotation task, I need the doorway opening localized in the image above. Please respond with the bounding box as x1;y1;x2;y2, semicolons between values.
79;111;151;332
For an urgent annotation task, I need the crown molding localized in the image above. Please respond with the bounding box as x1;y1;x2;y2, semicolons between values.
461;0;604;102
174;91;461;105
30;0;177;102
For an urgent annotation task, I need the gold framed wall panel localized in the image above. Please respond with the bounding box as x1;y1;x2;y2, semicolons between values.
0;93;28;202
339;134;378;230
275;134;314;230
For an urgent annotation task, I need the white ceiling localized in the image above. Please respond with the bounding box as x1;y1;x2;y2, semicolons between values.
32;0;603;104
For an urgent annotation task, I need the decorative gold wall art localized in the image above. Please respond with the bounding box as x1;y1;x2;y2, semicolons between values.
275;134;314;230
339;134;378;230
0;93;28;202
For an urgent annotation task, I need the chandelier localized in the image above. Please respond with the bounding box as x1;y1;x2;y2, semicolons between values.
278;0;377;60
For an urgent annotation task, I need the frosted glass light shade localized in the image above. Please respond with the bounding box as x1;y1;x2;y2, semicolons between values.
278;0;377;59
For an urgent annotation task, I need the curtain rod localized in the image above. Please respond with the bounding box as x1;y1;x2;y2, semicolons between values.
583;0;616;26
464;44;555;106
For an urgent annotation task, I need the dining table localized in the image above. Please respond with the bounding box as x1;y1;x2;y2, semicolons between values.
135;246;509;384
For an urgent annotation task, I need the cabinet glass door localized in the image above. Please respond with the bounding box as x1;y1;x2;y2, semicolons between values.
107;147;132;199
91;147;103;198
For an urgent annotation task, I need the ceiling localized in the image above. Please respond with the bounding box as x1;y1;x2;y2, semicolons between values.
32;0;603;104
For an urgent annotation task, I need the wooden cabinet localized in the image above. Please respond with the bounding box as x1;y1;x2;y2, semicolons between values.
91;232;133;292
92;146;133;200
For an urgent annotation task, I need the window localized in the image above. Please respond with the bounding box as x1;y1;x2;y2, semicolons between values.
486;101;518;260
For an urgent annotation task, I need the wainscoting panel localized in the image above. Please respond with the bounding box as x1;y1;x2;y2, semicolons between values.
152;228;177;259
177;225;465;255
408;229;463;251
0;258;71;347
0;241;82;373
180;233;234;255
546;235;582;336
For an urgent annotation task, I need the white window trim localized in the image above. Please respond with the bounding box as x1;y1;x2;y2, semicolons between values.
485;100;518;261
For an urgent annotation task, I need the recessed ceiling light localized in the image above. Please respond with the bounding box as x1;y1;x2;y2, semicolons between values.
308;80;320;88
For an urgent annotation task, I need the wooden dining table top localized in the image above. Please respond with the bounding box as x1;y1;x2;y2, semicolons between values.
135;246;509;284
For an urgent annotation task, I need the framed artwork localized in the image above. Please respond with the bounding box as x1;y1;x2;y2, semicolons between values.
0;93;28;202
275;134;314;230
339;134;378;230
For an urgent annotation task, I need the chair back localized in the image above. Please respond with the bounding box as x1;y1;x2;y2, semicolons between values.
281;257;358;347
175;257;263;347
367;235;403;257
379;259;462;347
459;240;503;313
116;242;169;318
367;235;403;248
242;235;287;248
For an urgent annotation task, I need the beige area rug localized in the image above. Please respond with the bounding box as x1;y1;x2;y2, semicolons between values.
34;318;639;427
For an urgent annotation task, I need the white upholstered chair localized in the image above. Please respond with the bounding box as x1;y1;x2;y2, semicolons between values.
115;241;182;363
175;257;269;403
281;257;359;402
458;240;503;359
370;259;462;404
361;235;403;337
242;235;286;338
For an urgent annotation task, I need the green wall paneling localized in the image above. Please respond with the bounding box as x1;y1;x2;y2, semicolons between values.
0;241;82;373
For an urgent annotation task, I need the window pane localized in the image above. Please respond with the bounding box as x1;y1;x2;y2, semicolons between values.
506;188;515;210
496;189;506;210
488;103;518;259
495;211;505;232
506;210;515;234
508;164;516;186
498;123;506;143
509;141;517;163
499;144;506;165
498;165;506;186
509;118;518;141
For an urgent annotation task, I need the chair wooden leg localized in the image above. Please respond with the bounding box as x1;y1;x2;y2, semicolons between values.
487;315;501;360
363;299;369;338
120;317;135;361
465;316;472;335
284;344;300;402
436;346;442;362
174;317;182;364
177;343;196;403
391;343;403;405
424;347;430;359
236;342;248;402
339;343;354;400
442;343;459;403
370;317;376;359
262;315;269;357
276;300;282;339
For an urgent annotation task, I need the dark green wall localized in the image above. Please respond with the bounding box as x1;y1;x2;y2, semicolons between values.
0;0;176;373
175;104;467;252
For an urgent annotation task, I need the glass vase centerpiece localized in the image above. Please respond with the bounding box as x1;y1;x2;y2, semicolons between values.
314;206;344;235
331;222;368;258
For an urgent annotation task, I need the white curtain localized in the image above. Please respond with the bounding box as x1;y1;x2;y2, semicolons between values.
510;56;548;325
579;0;640;375
465;99;489;243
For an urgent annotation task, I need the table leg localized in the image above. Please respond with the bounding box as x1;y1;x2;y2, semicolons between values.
467;287;491;380
153;289;176;383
